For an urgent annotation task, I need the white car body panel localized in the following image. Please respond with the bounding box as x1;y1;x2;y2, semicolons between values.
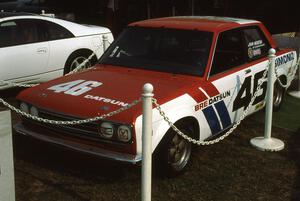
133;51;297;160
0;13;113;89
0;41;49;81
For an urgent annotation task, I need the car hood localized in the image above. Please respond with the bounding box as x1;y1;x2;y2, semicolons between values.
17;65;204;123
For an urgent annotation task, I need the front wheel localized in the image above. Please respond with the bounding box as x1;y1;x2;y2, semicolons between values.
154;124;194;177
167;132;192;173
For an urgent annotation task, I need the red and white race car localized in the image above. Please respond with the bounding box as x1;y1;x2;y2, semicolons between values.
15;16;297;176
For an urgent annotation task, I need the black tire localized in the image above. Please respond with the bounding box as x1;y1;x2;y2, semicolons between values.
63;50;97;74
273;81;285;112
154;123;194;177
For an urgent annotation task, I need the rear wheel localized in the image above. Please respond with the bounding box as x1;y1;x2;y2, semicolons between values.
273;81;285;111
64;50;97;74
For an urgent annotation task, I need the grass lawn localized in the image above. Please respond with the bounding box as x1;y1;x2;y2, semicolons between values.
13;116;300;201
252;94;300;132
273;94;300;132
7;88;300;201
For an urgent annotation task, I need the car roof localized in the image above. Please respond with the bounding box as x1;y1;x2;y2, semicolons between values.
0;11;111;36
129;16;260;32
0;12;36;18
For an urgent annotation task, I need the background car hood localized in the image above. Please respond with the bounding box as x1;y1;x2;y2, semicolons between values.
17;65;204;123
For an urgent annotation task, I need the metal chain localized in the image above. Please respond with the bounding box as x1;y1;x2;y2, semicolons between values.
152;66;269;146
0;80;38;88
0;97;141;125
274;54;300;88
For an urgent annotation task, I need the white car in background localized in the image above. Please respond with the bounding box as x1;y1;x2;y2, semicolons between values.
0;12;113;89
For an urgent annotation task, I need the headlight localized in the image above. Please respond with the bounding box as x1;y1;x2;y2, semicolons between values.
20;102;29;113
30;106;39;117
117;125;132;142
99;122;114;138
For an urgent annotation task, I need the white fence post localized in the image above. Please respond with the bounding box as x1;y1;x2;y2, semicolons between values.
191;0;195;15
250;48;285;151
0;110;15;201
147;0;151;19
102;35;109;52
141;83;153;201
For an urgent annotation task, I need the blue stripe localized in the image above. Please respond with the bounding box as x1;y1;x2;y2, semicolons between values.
215;101;232;129
203;106;222;135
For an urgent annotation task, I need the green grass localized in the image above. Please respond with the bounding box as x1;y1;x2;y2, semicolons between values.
8;88;300;201
13;119;300;201
274;94;300;131
253;94;300;132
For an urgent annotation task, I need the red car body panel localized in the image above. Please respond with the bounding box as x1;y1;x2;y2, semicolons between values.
17;65;205;123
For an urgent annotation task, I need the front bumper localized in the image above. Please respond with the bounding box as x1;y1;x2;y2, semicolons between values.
14;122;141;164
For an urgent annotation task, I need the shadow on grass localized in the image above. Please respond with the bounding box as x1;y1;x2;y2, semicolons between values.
13;134;138;179
289;127;300;201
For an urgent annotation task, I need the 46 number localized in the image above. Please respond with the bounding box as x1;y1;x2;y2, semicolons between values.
48;80;102;96
233;70;267;111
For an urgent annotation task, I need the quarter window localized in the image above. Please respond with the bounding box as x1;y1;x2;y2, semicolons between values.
243;27;270;61
41;21;74;40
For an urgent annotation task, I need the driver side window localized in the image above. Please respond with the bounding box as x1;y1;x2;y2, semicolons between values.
210;29;246;76
0;19;39;47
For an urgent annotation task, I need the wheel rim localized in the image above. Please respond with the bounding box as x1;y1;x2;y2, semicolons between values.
273;83;283;107
69;56;91;72
168;133;191;171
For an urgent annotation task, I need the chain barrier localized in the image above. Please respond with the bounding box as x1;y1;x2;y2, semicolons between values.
152;65;269;146
0;80;38;88
0;97;141;125
274;55;300;88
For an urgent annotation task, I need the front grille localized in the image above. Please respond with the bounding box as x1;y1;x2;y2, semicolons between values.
24;109;107;143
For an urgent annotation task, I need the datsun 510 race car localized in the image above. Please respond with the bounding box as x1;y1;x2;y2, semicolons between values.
14;16;297;176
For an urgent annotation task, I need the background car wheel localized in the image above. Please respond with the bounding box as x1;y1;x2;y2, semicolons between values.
154;123;194;177
64;50;97;74
273;81;285;111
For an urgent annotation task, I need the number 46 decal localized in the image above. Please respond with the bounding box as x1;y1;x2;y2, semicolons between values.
48;80;102;96
233;70;267;111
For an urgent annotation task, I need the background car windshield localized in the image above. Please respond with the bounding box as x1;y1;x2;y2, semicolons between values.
99;27;213;76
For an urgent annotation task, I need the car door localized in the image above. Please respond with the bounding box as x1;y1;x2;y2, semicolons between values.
238;26;271;114
0;19;49;83
204;28;252;135
205;27;271;135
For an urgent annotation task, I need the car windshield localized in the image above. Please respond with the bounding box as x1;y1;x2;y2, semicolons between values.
99;27;213;77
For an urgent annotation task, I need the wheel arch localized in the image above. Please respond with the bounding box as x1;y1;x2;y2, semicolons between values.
63;48;98;74
277;74;287;86
65;48;97;65
153;115;200;153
